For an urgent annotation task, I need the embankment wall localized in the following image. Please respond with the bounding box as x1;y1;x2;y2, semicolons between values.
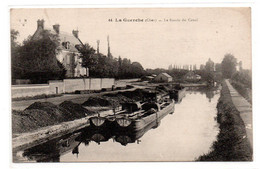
11;78;115;98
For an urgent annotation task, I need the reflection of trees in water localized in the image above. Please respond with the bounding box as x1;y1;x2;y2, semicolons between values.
22;140;61;162
187;86;219;102
205;90;214;102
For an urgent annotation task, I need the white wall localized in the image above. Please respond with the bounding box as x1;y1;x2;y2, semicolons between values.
12;84;50;98
12;78;115;98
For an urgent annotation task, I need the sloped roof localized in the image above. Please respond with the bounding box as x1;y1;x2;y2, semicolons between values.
160;73;172;78
59;31;81;45
32;27;81;53
58;31;81;52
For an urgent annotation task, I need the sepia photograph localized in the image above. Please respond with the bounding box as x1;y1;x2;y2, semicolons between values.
10;8;252;162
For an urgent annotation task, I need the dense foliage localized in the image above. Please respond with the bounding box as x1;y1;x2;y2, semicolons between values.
231;70;251;89
11;29;66;83
76;44;146;79
221;54;237;78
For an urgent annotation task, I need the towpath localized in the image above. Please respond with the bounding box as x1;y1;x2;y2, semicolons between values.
225;79;253;148
12;87;138;111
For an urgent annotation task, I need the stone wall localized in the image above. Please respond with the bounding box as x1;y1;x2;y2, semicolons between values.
12;84;50;98
63;79;88;93
49;80;64;94
101;78;115;88
89;78;101;90
12;78;115;98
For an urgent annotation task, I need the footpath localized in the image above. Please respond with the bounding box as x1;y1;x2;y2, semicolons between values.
225;79;253;148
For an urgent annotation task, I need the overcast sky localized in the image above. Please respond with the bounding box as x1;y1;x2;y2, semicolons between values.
10;8;251;69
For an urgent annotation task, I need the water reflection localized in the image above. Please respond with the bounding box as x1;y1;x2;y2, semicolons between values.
19;118;161;162
187;86;220;103
21;132;82;162
15;87;220;162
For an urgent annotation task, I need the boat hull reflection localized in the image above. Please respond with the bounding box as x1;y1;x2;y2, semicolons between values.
18;111;167;162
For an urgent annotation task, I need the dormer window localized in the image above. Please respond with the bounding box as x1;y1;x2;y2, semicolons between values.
62;41;70;50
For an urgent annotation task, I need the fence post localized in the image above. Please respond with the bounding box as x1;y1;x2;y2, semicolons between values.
100;78;103;89
89;78;91;90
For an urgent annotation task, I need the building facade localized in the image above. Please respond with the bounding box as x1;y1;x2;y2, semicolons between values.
31;19;87;78
183;71;201;81
153;73;173;82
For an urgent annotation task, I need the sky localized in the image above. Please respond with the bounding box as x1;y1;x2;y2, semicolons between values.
10;8;251;69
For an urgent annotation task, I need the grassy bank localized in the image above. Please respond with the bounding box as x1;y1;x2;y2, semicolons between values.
197;81;252;161
230;79;252;104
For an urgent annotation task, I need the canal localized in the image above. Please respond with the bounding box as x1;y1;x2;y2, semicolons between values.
14;87;220;162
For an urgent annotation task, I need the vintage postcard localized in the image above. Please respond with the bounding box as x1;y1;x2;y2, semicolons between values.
10;8;252;162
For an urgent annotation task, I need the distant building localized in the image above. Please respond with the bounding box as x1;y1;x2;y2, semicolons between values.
31;19;87;78
153;73;173;82
183;71;201;81
141;75;154;82
205;58;215;72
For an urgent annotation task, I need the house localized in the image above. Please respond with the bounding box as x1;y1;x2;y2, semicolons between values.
153;73;173;82
31;19;87;78
141;75;154;82
183;71;201;81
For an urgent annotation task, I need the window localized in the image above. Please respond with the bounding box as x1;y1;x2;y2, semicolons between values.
62;41;70;49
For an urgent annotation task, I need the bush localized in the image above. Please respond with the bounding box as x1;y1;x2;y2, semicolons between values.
230;80;252;104
231;71;251;89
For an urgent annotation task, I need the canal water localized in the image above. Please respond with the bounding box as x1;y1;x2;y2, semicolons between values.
14;87;220;162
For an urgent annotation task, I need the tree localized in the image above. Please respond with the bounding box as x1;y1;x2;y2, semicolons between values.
14;30;66;83
131;62;145;78
221;53;237;78
11;29;19;45
76;42;146;79
11;29;21;80
76;43;96;69
205;58;214;72
215;63;222;72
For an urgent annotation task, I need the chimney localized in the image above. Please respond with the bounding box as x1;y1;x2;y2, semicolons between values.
37;19;44;29
72;30;79;38
53;24;60;34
